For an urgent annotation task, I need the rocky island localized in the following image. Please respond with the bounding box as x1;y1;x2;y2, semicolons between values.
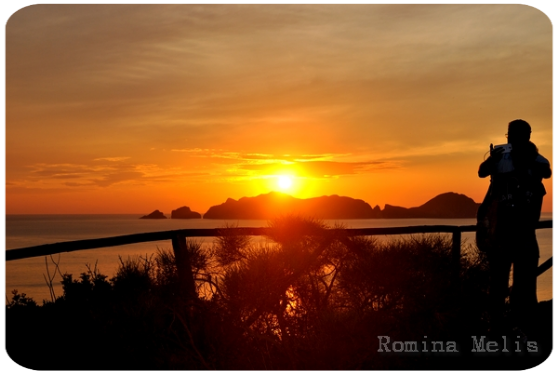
202;192;381;219
140;210;167;219
381;192;480;219
171;206;202;219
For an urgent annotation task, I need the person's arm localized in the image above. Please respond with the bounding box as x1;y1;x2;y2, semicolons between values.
478;145;503;178
478;158;494;178
533;155;552;179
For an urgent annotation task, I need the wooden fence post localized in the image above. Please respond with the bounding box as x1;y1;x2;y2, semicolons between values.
171;234;198;301
451;229;461;288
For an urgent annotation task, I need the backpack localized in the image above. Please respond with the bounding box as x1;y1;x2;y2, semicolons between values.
475;185;498;253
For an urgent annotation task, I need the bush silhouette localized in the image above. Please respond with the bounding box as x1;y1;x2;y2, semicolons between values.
6;215;550;370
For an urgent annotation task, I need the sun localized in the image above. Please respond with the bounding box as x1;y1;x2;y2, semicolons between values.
277;175;293;190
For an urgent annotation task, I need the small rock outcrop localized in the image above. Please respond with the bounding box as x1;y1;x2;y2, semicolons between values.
171;206;202;219
140;210;167;219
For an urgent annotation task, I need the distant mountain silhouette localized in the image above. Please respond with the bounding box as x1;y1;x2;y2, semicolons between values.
140;210;167;219
202;191;479;219
171;206;202;219
203;192;381;219
382;192;480;218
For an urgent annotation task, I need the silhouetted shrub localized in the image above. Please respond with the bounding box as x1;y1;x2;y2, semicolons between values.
6;216;550;370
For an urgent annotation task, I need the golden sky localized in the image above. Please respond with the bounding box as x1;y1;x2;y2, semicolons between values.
5;4;553;214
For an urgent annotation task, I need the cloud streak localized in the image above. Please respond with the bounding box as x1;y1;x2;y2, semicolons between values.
169;148;402;179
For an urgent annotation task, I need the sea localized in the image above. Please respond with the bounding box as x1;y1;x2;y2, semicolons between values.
4;213;553;304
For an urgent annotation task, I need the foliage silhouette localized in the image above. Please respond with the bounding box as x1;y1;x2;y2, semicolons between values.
6;215;551;370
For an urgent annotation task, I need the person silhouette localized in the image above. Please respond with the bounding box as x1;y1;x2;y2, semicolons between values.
478;119;551;337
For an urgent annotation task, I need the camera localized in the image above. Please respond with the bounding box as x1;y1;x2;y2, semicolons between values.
493;143;512;153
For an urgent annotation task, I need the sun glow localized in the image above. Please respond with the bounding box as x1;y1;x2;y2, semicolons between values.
277;175;293;190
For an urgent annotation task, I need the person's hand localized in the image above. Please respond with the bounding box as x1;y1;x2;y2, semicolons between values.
489;143;504;162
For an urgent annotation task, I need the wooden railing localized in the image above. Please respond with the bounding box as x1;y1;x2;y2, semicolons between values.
6;221;553;279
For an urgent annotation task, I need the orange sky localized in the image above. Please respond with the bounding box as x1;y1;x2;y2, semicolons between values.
4;4;553;214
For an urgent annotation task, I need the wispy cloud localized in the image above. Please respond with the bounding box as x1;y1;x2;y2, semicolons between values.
91;171;145;187
238;160;397;178
25;161;145;187
168;148;402;179
13;157;214;190
93;156;131;162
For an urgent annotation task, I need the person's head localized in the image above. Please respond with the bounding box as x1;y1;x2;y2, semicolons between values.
507;119;531;145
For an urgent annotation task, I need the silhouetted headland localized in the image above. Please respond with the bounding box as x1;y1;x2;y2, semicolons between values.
203;192;380;219
140;210;167;219
382;192;480;218
202;191;479;219
171;206;202;219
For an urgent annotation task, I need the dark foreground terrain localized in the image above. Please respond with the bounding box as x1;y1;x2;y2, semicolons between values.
6;216;552;370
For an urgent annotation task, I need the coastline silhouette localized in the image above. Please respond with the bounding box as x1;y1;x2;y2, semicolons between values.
140;191;481;219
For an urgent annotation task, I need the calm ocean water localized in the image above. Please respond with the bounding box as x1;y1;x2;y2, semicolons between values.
4;213;553;303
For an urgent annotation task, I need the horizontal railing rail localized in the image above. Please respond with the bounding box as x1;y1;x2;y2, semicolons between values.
6;220;551;278
7;225;480;261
